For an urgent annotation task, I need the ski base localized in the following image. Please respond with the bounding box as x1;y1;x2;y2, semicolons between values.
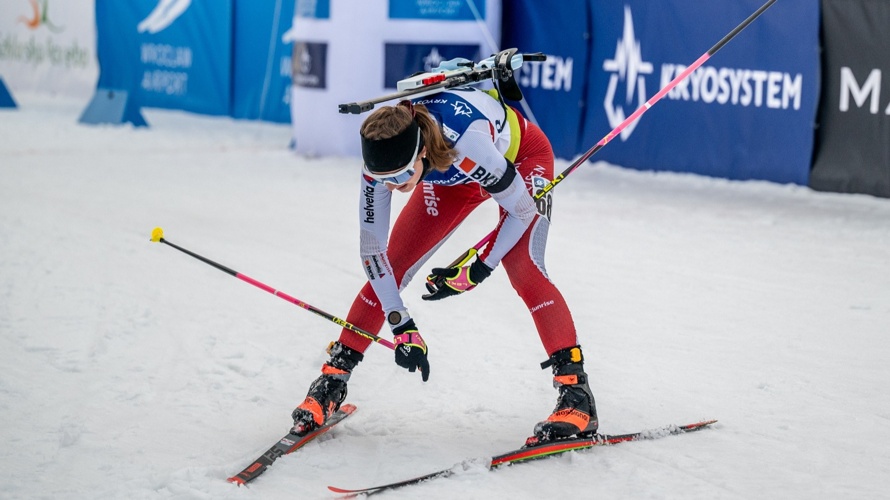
328;418;715;496
228;403;357;486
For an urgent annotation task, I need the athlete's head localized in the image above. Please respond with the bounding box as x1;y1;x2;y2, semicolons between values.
360;100;457;185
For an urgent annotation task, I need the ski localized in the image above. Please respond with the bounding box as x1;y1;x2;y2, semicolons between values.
328;418;716;496
228;403;357;486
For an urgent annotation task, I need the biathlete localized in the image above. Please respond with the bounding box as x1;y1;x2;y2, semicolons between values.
291;86;598;443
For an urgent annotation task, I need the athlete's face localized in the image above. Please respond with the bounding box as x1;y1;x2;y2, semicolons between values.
386;147;426;193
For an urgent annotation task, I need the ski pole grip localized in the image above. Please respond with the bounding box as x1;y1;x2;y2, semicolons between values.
339;102;375;114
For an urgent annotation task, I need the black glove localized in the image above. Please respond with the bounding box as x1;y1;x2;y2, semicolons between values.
422;258;493;301
392;319;430;382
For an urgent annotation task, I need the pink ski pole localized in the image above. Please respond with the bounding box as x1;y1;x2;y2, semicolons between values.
466;0;778;255
150;227;395;350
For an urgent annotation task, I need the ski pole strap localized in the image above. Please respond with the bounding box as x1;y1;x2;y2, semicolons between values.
442;266;479;292
393;331;427;354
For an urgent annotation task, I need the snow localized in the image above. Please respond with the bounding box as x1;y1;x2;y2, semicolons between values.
2;93;890;499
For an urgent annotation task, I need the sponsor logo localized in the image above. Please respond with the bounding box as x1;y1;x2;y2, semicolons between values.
426;170;465;186
359;293;378;307
457;157;476;173
140;44;192;68
457;157;498;187
523;164;547;189
469;167;499;187
138;0;192;35
451;101;473;117
604;5;805;141
389;0;485;21
415;98;448;106
17;0;63;33
839;67;890;115
422;47;445;72
3;1;88;69
529;300;555;314
292;42;327;89
517;56;573;91
364;259;376;280
140;42;192;96
602;6;653;141
441;123;460;142
370;256;386;278
362;184;375;224
660;65;803;109
135;1;194;97
422;182;440;216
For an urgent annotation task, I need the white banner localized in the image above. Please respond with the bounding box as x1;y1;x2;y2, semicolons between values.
288;0;501;158
0;0;98;99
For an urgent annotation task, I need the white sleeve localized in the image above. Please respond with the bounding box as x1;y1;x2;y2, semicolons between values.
358;175;405;314
484;173;537;267
453;122;537;269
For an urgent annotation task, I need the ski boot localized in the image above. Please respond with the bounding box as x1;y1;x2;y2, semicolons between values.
291;342;363;435
527;345;598;446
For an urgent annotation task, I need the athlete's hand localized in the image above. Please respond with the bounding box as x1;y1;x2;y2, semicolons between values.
392;319;429;382
422;258;493;301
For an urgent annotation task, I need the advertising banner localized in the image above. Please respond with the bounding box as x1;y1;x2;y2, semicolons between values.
231;0;295;123
501;0;590;160
288;0;501;158
810;0;890;198
0;0;97;99
580;0;819;185
95;0;232;116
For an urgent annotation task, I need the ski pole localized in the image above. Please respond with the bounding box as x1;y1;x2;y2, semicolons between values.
456;0;778;261
149;227;395;350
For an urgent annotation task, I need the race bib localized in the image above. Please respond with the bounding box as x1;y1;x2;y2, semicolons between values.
531;176;553;221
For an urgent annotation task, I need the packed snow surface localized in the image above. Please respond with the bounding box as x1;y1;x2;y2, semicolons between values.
2;95;889;499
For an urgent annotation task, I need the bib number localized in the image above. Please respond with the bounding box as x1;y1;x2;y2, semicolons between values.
532;176;553;222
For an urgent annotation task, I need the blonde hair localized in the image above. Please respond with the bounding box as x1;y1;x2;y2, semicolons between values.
360;102;458;173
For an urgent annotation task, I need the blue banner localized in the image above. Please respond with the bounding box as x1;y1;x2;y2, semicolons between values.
231;0;295;122
384;43;481;89
581;0;819;185
502;0;590;160
295;0;331;19
95;0;232;116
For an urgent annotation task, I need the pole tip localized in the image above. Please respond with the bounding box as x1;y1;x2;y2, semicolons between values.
150;227;164;242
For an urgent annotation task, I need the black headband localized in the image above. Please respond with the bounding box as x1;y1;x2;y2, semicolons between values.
361;120;422;174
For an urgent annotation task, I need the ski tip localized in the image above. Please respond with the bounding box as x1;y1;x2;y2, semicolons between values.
227;475;246;486
683;419;718;431
340;403;358;415
327;485;354;494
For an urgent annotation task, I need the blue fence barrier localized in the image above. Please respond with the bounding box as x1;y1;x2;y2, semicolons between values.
89;0;862;193
578;0;819;185
95;0;232;116
231;0;294;122
502;0;591;160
